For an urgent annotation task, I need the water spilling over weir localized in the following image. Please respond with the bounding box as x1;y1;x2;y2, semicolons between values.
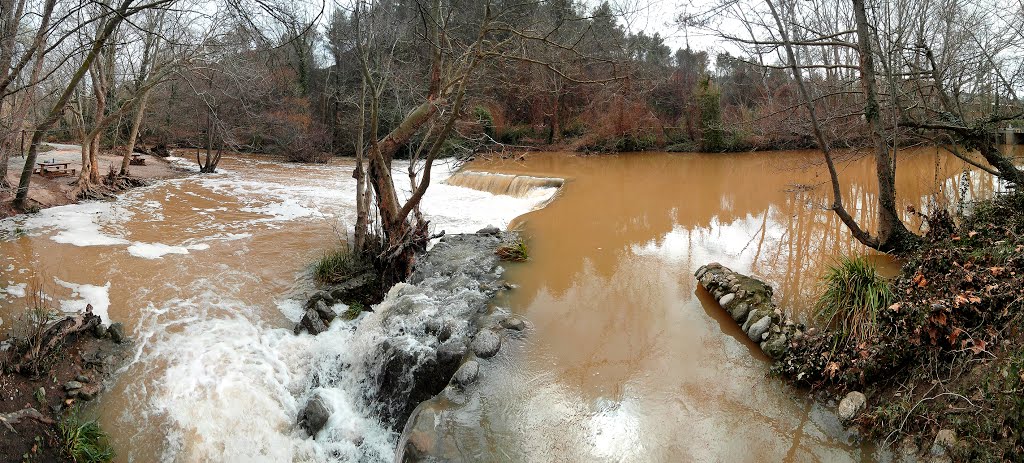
444;170;563;199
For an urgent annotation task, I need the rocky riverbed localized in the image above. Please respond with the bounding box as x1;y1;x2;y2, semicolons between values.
293;229;530;460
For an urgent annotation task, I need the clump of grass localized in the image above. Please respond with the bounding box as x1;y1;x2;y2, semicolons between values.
59;409;114;463
815;256;893;342
341;302;365;321
314;248;371;285
495;238;528;262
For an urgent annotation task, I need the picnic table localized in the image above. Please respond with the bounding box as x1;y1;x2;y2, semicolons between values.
34;161;75;178
129;153;147;166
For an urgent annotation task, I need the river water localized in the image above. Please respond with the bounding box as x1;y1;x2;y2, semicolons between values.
0;148;1008;462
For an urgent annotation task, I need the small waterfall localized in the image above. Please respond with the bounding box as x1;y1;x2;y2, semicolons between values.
444;171;563;198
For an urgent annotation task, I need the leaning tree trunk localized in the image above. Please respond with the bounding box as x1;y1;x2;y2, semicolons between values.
120;91;150;175
852;0;917;252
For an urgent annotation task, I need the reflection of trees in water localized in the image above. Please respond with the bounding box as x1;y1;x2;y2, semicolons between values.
503;149;1003;326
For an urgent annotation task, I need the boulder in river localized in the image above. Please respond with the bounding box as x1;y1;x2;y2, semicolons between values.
471;330;501;358
108;322;126;344
837;391;866;421
453;360;479;387
294;309;330;335
298;393;332;437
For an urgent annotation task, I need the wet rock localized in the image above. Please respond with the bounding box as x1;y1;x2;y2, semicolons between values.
294;309;329;335
75;375;90;383
64;381;83;391
746;316;772;342
930;429;957;456
328;272;378;305
436;341;466;374
453;360;479;387
77;389;95;401
304;290;335;310
471;330;501;358
298;393;331;437
476;225;500;235
313;300;336;324
499;316;527;331
93;322;107;338
108;322;126;344
695;263;796;360
838;391;866;421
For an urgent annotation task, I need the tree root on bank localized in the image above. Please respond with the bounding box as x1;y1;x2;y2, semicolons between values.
4;309;101;376
0;408;54;433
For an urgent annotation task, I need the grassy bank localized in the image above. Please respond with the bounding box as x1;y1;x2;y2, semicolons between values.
777;191;1024;460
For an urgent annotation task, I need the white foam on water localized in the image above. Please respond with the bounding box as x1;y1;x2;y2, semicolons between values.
23;201;130;247
16;156;565;462
1;282;27;300
54;279;111;325
127;242;210;259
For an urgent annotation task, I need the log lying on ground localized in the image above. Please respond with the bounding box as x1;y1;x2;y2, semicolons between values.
695;263;802;359
0;408;53;433
8;306;101;374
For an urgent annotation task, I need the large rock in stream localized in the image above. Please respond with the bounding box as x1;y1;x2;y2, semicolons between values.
695;262;801;360
297;233;520;443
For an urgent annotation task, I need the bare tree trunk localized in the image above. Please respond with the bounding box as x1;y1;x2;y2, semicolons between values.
851;0;916;252
120;91;150;175
353;80;368;252
766;0;917;254
14;0;134;209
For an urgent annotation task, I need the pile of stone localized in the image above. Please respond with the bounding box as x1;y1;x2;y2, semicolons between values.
694;262;802;359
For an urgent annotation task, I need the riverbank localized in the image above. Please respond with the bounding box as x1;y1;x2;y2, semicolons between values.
0;309;130;462
1;143;187;219
715;191;1024;460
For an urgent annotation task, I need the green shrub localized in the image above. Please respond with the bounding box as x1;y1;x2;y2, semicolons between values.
560;121;587;139
495;238;528;262
314;248;372;285
473;106;495;139
497;125;530;145
815;256;893;342
59;409;114;463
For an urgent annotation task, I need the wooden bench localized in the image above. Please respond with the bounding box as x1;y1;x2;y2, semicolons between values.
34;162;75;178
129;153;147;166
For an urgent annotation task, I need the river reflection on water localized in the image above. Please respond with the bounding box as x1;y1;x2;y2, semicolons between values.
441;148;1007;462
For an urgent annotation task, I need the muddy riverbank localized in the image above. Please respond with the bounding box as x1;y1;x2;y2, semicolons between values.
1;143;188;219
0;309;131;462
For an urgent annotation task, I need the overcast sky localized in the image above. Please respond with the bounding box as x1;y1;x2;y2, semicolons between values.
608;0;737;53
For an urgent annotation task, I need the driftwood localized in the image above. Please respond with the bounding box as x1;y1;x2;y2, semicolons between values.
11;306;101;374
0;408;53;433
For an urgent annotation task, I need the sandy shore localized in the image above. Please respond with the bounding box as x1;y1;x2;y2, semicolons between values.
1;143;188;217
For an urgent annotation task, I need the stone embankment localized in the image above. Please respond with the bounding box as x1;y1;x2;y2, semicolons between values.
294;228;530;461
694;262;802;359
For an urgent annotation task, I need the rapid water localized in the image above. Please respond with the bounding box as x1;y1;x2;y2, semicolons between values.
0;154;556;462
0;147;1011;462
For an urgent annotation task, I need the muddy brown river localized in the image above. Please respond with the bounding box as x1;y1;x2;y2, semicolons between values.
0;147;1010;462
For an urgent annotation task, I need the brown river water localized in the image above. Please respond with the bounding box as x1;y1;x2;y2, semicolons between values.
0;147;1011;462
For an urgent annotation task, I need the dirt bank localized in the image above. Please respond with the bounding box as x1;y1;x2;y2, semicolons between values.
773;192;1024;461
1;143;188;219
0;310;130;462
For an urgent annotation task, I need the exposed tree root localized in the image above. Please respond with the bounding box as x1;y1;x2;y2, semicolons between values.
0;408;54;433
5;309;101;376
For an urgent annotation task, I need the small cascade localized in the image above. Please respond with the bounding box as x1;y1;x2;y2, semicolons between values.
444;171;563;198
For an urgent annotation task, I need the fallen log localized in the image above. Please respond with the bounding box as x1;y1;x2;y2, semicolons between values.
12;306;101;374
0;408;54;434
